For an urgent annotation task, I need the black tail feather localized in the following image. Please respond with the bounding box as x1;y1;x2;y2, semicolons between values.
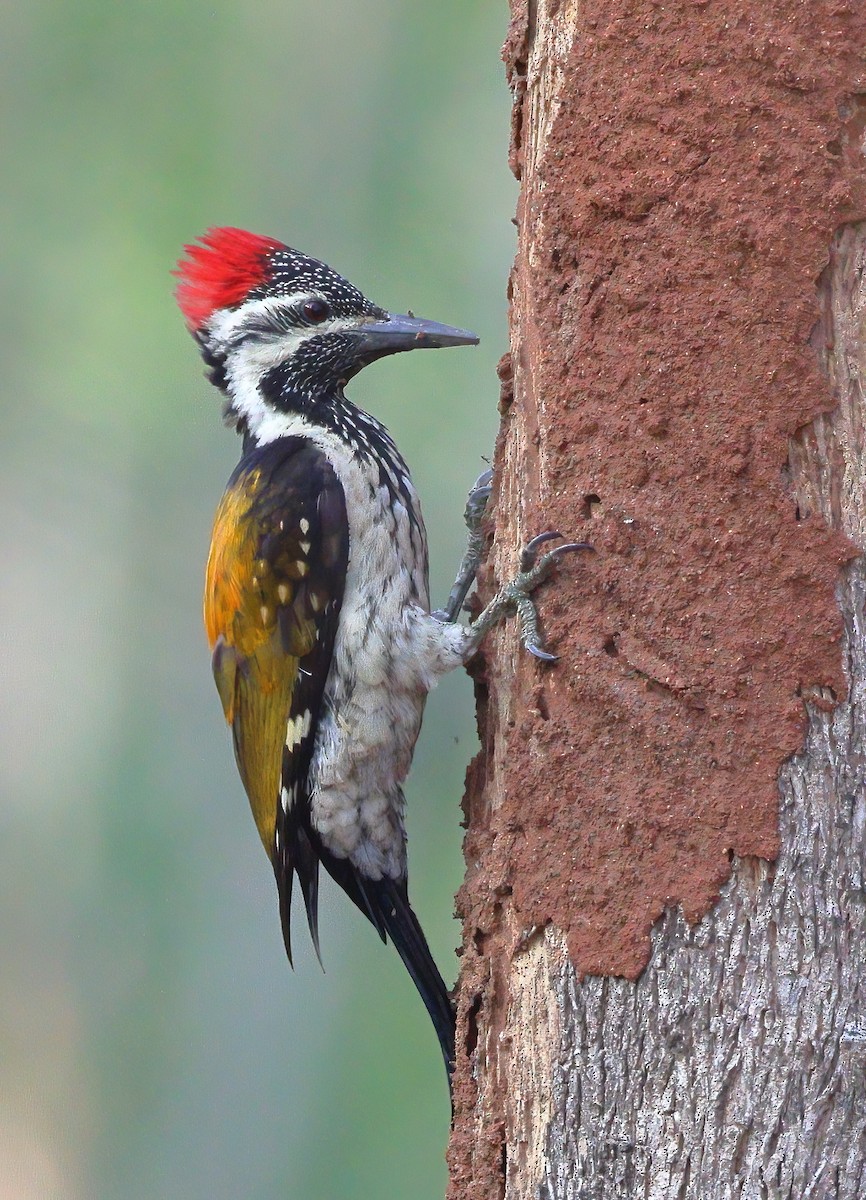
327;863;456;1084
276;859;294;967
278;833;456;1089
294;826;322;966
276;822;323;968
344;869;389;944
371;875;456;1083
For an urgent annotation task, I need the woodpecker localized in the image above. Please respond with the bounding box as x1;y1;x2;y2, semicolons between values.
175;227;584;1086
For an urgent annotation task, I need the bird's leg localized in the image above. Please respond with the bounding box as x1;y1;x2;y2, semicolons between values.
465;531;592;661
432;469;592;661
431;468;494;623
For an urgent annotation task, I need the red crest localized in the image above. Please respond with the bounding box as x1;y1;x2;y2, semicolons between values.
174;227;284;330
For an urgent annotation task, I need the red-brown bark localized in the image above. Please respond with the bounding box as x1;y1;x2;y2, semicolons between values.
449;3;866;1195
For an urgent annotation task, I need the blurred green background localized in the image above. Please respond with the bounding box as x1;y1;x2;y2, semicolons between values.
0;3;515;1198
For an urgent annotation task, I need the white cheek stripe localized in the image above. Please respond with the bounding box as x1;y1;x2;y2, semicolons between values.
208;295;364;438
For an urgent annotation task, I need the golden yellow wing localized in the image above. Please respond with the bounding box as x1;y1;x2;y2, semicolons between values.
204;438;348;866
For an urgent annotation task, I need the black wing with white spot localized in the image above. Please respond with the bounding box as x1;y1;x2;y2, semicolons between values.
205;437;348;966
273;483;346;965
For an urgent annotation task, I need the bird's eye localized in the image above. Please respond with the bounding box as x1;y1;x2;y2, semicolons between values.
302;298;330;324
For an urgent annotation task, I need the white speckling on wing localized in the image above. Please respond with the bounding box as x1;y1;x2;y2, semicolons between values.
286;709;312;749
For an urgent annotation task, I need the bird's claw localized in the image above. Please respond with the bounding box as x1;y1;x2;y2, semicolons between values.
468;533;593;663
514;534;593;660
521;531;592;572
520;529;562;570
527;642;559;662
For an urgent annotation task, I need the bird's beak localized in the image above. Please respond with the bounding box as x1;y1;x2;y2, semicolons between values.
353;312;479;355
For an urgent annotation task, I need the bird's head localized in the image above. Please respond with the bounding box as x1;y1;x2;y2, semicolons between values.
174;227;478;442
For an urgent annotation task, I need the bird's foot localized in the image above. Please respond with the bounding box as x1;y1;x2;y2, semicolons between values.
468;531;592;661
463;468;493;536
432;468;493;623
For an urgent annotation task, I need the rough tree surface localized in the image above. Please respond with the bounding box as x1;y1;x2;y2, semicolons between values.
449;3;866;1197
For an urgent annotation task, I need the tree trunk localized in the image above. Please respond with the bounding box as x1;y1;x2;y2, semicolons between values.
448;4;866;1198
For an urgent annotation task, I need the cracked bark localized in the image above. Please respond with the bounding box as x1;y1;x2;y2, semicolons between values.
448;4;866;1198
